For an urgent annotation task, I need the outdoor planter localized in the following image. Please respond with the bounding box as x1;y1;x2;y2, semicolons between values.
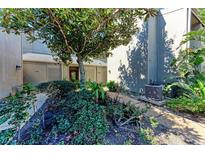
145;84;163;101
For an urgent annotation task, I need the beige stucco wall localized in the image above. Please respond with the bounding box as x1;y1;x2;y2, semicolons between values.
0;32;22;99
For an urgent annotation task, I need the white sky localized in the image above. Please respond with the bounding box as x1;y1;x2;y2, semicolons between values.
0;0;204;8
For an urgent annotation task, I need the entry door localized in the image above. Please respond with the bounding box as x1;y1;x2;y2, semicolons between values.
69;67;79;81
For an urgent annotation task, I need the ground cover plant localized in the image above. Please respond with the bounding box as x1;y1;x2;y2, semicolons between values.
0;83;37;144
166;97;205;114
0;80;160;145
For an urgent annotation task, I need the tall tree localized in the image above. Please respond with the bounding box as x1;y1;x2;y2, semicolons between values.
0;8;157;88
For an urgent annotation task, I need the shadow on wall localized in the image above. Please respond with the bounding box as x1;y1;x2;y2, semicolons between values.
156;13;176;84
118;13;176;94
118;22;148;94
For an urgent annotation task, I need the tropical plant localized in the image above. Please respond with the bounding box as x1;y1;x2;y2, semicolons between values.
106;80;118;92
87;81;106;102
171;48;205;81
0;8;157;88
163;81;194;98
166;9;205;98
175;9;205;79
191;79;205;97
164;77;205;99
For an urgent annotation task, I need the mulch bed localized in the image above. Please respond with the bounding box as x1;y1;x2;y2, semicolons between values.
10;97;163;145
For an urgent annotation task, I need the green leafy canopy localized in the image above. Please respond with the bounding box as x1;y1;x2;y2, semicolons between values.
0;8;157;64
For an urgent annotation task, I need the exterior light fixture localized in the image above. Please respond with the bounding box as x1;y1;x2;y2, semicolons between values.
16;65;22;70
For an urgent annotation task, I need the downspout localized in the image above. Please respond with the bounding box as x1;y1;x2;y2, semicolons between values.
186;8;192;48
147;13;157;84
20;33;23;86
61;63;64;80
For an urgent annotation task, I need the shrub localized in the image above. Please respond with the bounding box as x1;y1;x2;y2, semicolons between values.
191;79;205;97
106;100;148;127
72;80;80;89
163;81;193;98
64;89;95;107
37;80;76;97
164;79;205;98
106;80;118;92
166;97;205;114
22;83;37;95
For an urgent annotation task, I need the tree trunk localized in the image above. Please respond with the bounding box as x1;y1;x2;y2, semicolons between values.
77;56;86;89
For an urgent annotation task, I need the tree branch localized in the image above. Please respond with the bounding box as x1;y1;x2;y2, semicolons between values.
95;9;121;33
120;116;136;126
79;35;88;54
47;9;74;54
83;42;102;58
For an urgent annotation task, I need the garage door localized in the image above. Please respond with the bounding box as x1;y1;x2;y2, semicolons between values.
85;66;96;82
96;66;107;84
47;64;61;81
23;62;61;84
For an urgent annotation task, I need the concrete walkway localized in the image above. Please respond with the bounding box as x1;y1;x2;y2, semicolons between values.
108;92;205;145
